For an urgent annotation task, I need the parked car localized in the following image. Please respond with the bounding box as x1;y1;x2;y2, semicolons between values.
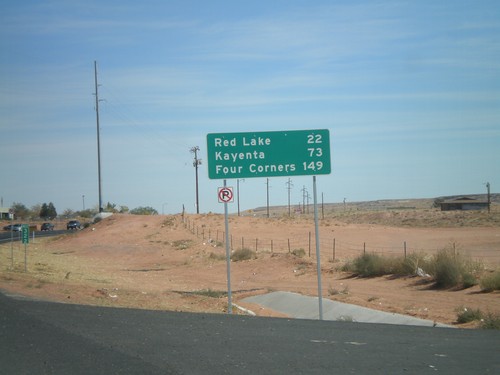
41;222;55;231
3;223;23;231
66;220;81;230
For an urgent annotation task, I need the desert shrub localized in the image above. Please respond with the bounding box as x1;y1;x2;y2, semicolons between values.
340;260;355;273
456;307;483;324
401;252;432;275
429;248;482;289
430;250;462;288
353;253;391;277
342;254;415;277
172;239;193;250
329;284;349;295
208;252;225;261
231;248;256;262
480;312;500;330
479;270;500;292
192;289;226;298
461;271;478;289
291;248;306;258
162;217;175;227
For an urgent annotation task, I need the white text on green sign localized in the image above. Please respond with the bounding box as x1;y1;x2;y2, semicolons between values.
21;224;29;244
206;129;331;179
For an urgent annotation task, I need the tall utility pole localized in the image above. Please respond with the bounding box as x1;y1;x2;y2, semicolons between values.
486;182;491;213
266;178;270;218
301;185;307;214
237;179;244;216
321;192;324;219
94;61;103;212
286;178;293;216
190;146;201;214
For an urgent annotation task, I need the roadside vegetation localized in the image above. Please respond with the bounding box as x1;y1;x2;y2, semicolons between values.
231;248;256;261
479;270;500;291
291;248;306;258
172;239;193;250
456;307;500;329
341;247;494;291
4;201;158;222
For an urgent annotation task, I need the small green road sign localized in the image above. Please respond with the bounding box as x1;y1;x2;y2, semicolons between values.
21;224;29;244
206;129;331;179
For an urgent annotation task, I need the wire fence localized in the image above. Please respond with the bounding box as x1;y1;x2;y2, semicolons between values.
182;216;500;266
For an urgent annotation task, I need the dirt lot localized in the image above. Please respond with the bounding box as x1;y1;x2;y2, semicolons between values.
1;210;499;327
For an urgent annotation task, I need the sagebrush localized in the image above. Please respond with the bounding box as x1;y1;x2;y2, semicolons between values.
231;248;256;261
479;270;500;292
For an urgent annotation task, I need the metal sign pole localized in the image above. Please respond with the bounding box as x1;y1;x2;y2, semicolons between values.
10;221;14;269
24;243;27;272
313;176;323;320
223;179;233;314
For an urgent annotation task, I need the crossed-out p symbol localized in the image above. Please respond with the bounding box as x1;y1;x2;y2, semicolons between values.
218;187;234;203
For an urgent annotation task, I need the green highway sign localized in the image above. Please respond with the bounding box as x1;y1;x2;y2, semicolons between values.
21;224;29;244
207;129;331;179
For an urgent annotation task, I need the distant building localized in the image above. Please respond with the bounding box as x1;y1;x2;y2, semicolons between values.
440;197;489;211
0;207;13;220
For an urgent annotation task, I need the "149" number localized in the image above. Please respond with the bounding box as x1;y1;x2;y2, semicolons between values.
303;161;324;171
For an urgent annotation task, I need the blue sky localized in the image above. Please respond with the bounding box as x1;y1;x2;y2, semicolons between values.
1;0;499;215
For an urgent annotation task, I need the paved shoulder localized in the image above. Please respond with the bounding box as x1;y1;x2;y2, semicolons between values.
243;291;451;327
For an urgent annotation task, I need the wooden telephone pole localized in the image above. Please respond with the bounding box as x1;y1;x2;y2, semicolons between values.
94;61;103;212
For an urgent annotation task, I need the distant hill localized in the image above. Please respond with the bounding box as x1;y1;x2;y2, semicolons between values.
251;194;499;217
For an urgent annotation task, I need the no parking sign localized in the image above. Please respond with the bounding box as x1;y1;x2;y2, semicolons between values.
218;187;234;203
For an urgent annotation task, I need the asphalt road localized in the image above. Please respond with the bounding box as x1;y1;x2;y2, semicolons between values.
0;292;498;374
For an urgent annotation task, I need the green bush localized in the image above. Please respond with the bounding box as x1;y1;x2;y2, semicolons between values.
231;248;256;262
353;253;391;277
462;272;478;289
341;250;482;288
400;252;432;275
456;307;483;324
172;239;193;250
479;270;500;292
429;248;482;289
480;312;500;330
340;259;355;273
343;253;425;277
431;250;462;288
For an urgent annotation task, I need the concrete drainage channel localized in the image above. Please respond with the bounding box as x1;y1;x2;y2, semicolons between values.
242;291;452;328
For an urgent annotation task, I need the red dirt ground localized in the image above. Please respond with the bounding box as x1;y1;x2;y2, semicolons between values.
1;213;499;327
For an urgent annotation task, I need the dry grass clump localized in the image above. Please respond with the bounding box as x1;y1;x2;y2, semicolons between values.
479;270;500;292
191;289;227;298
456;307;500;330
342;253;402;277
342;247;484;290
291;248;306;258
231;248;256;261
172;239;193;250
428;248;482;289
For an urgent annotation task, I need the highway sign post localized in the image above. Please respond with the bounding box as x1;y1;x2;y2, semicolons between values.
207;129;331;319
21;224;29;272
